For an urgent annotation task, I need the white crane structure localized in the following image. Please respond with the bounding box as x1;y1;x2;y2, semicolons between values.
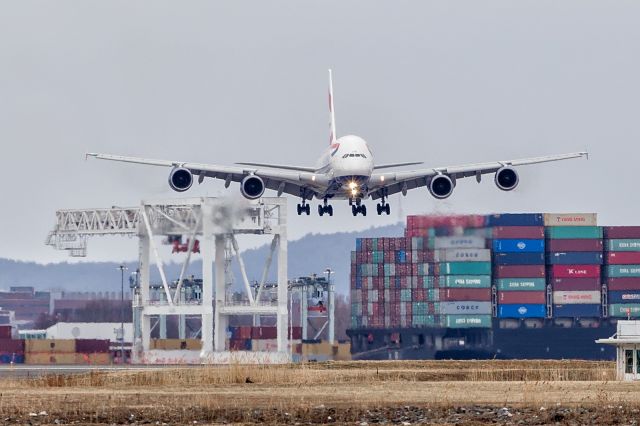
46;197;289;364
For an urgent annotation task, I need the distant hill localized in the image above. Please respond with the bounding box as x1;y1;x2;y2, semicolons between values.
0;223;404;295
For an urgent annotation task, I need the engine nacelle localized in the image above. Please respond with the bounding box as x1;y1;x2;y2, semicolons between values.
429;174;454;199
168;167;193;192
240;175;265;199
495;166;519;191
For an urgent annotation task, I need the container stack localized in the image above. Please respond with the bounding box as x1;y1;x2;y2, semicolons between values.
350;215;493;330
489;214;547;320
433;236;493;328
604;227;640;318
545;214;603;318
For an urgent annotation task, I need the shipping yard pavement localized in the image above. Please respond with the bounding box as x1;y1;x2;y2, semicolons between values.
0;360;639;424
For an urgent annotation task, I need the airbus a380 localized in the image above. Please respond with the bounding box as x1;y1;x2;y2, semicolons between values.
88;70;588;217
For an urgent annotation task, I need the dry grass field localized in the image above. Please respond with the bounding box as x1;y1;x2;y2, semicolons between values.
0;360;638;424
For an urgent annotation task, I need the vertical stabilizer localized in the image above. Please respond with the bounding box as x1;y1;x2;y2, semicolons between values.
328;69;337;144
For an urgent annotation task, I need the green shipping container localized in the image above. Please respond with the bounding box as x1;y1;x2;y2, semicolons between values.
412;302;429;315
438;275;491;288
496;278;547;291
609;304;640;317
606;265;640;278
400;289;412;302
444;315;492;328
545;226;603;239
438;262;492;275
412;314;438;326
416;276;435;288
606;239;640;252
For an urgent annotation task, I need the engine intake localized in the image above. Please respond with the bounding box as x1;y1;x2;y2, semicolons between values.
495;166;519;191
429;174;454;199
240;175;265;199
168;167;193;192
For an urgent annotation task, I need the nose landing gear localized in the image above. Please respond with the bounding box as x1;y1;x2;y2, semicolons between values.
350;198;367;216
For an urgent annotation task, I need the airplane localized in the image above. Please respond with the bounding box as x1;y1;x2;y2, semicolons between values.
87;70;588;217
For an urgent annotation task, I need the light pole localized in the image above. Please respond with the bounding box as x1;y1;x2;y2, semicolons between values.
324;268;335;344
118;264;128;364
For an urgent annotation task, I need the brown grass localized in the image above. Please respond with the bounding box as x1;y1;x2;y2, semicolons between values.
0;360;628;424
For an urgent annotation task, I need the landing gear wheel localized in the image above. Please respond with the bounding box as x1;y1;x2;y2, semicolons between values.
352;205;358;216
305;204;310;215
361;205;367;216
385;204;391;215
318;205;324;216
376;204;382;215
297;204;302;216
327;205;333;216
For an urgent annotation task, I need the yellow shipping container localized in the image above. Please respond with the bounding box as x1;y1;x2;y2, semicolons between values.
25;352;83;365
152;339;202;350
88;353;111;365
301;342;334;357
334;343;352;361
26;339;76;353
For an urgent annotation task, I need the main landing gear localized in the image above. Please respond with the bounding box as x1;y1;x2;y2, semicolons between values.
296;202;310;216
350;198;367;216
318;199;333;216
376;197;391;216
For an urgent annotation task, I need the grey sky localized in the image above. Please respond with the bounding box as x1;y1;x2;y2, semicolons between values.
1;1;638;263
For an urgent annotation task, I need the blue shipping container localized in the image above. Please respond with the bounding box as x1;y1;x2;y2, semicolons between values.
493;252;546;265
492;239;545;253
546;252;604;265
498;304;546;318
608;290;640;304
356;239;363;251
486;213;544;227
396;250;407;263
553;304;601;317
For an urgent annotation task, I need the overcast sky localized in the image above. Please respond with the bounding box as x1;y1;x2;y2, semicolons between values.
1;1;638;263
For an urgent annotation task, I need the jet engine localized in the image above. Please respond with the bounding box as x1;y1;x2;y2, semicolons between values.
429;174;454;199
495;166;519;191
168;167;193;192
240;175;265;199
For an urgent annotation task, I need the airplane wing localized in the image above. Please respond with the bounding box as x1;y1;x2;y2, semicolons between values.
235;162;317;172
86;153;326;199
367;152;588;199
373;161;424;170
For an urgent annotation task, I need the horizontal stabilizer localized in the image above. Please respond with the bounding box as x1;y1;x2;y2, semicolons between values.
373;161;424;170
235;162;317;172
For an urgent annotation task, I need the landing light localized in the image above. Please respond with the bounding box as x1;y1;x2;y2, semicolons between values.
348;181;357;189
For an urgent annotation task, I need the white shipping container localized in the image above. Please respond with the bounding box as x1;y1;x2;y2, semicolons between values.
543;213;597;227
439;301;492;315
552;291;601;304
434;236;486;249
434;248;491;262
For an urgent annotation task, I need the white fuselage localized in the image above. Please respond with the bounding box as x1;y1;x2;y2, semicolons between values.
314;135;374;199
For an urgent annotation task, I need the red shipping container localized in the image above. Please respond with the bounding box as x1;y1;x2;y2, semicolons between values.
414;289;426;301
604;226;640;239
0;339;24;353
545;239;604;252
494;265;545;278
76;339;110;353
439;288;491;301
550;264;601;278
0;326;11;339
607;278;640;291
552;278;601;291
498;291;546;304
606;252;640;264
493;226;545;239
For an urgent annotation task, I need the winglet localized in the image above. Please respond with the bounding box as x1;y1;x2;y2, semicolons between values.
85;153;97;160
328;69;336;145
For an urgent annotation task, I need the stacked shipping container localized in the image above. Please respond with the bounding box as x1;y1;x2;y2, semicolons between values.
545;214;603;318
604;227;640;317
351;216;493;329
489;214;547;319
